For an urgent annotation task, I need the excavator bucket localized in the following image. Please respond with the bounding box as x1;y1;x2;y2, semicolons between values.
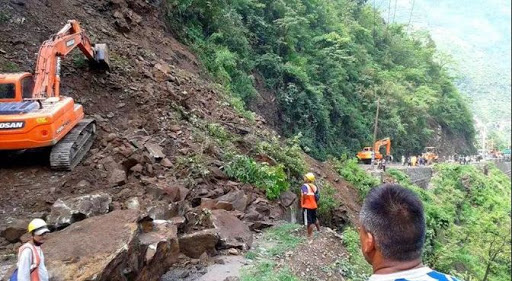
93;44;110;71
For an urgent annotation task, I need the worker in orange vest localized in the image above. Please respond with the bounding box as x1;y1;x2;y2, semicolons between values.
301;172;320;241
11;219;50;281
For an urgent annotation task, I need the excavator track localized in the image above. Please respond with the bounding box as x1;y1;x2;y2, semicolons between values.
50;119;96;171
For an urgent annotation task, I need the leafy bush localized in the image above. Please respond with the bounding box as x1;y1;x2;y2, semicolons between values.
0;11;10;24
386;164;511;281
333;156;379;199
175;154;210;187
206;123;230;144
72;52;88;69
256;135;306;180
317;183;339;223
224;154;289;200
0;60;20;72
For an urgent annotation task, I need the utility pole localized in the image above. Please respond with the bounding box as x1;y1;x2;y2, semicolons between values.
372;97;380;169
482;125;487;159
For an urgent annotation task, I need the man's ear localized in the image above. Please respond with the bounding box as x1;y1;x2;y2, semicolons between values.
360;228;375;254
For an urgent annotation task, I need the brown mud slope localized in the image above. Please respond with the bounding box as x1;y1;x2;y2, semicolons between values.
0;0;256;219
0;0;361;232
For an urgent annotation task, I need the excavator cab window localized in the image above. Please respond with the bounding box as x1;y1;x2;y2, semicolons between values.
21;76;34;99
0;83;15;99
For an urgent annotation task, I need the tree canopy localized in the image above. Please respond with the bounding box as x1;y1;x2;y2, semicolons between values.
164;0;476;159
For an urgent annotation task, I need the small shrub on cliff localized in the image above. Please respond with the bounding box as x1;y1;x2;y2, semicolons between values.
256;135;306;181
224;154;289;200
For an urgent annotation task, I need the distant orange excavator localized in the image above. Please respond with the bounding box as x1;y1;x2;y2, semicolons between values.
0;20;109;170
357;137;392;164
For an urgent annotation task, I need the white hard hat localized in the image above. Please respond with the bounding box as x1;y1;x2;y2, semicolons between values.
28;219;50;235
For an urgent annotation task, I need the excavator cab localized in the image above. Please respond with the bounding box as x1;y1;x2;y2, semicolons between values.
0;73;40;116
0;73;34;101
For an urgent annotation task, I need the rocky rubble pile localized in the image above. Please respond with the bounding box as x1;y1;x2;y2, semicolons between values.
0;0;359;280
1;179;295;280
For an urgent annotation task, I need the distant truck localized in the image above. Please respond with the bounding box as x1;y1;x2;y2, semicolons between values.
422;147;439;165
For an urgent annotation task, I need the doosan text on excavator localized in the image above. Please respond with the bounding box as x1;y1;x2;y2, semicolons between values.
0;20;109;170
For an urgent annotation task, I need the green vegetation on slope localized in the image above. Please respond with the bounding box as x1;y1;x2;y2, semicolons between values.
242;223;303;281
204;120;307;200
164;0;475;159
340;227;372;281
386;165;511;281
334;163;511;281
224;154;290;199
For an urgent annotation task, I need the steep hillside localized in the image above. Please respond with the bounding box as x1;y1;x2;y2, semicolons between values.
0;1;362;278
163;0;476;159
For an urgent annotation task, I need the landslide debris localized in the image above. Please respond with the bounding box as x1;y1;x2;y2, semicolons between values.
0;0;362;280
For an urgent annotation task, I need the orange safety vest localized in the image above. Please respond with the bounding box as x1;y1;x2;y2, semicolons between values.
301;183;318;209
18;243;41;281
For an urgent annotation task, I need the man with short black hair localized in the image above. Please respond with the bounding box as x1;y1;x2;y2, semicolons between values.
358;184;459;281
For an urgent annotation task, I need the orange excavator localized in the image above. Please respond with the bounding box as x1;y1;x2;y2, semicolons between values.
0;20;109;170
357;137;392;164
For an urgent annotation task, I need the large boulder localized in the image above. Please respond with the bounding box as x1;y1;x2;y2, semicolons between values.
216;190;248;212
178;229;219;258
211;210;253;250
43;210;140;281
146;183;182;202
0;218;30;243
245;198;271;217
279;191;297;207
47;192;112;229
144;201;172;220
42;210;181;281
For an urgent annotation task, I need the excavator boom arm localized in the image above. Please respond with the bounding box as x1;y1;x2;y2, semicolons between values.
374;138;391;156
32;20;109;99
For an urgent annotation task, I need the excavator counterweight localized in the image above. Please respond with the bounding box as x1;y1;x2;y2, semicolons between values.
0;20;109;170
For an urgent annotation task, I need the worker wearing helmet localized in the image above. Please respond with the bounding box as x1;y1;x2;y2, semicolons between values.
301;172;320;241
12;219;50;281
